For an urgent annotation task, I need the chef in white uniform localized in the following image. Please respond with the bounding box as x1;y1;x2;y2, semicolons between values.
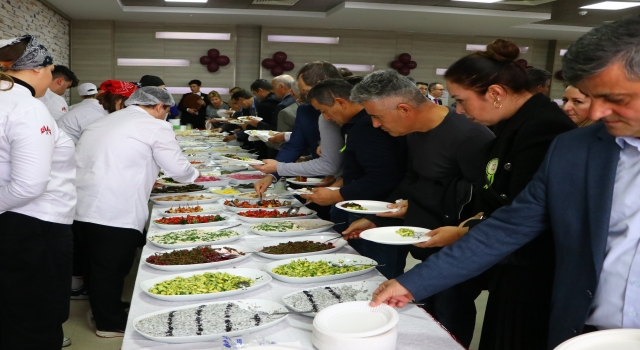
38;65;78;120
0;35;76;350
68;82;98;110
73;86;199;338
57;82;108;143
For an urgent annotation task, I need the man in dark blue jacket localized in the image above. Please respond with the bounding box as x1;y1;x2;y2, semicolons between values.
301;78;408;278
370;15;640;349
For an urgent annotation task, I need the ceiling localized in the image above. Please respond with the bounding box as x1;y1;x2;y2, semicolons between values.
46;0;640;40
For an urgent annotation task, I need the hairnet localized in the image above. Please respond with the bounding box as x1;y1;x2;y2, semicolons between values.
124;86;175;107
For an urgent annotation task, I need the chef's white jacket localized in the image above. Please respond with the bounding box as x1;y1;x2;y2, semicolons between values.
38;88;69;121
0;81;77;224
57;99;108;144
75;106;199;232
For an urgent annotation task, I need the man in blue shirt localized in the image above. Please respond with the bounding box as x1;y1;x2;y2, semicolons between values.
370;15;640;349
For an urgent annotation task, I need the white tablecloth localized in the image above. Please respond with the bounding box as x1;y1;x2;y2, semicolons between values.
122;202;464;350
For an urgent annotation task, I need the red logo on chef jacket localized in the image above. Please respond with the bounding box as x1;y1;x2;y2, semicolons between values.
62;107;67;112
41;126;52;135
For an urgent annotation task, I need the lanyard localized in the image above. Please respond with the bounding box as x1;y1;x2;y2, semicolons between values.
340;134;347;153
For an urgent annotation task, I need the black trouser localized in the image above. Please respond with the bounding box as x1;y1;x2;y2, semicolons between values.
0;211;72;350
75;221;142;331
72;222;85;277
420;274;483;348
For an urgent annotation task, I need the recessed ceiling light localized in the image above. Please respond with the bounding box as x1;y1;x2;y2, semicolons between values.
267;35;339;44
559;49;567;56
436;68;448;75
580;1;640;10
156;32;231;40
117;59;190;67
303;63;374;72
165;0;208;3
450;0;502;3
466;44;528;53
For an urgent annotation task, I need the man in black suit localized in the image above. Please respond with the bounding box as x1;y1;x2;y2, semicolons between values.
370;15;640;349
177;79;210;129
427;82;445;105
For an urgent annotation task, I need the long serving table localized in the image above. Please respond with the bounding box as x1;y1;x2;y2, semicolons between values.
122;200;464;350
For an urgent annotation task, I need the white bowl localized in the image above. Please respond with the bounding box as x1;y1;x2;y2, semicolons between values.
142;244;253;272
193;179;231;188
312;326;397;350
313;301;399;338
133;299;288;344
139;268;271;302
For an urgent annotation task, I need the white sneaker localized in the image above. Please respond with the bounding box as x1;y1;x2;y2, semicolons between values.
62;337;72;347
96;329;125;338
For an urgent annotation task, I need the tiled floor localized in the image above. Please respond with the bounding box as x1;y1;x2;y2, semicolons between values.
61;254;487;350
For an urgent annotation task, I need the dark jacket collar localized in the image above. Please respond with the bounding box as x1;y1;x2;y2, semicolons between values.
11;77;36;96
493;93;549;136
343;108;368;126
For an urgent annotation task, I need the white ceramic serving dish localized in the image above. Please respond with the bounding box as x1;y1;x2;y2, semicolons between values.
142;244;253;272
253;236;347;260
146;226;242;249
281;279;385;317
236;208;317;223
139;268;271;302
150;194;221;206
133;299;288;344
152;215;230;230
263;253;377;284
247;219;335;237
157;204;224;217
222;199;293;213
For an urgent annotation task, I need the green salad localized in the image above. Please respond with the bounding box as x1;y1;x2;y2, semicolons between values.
252;221;301;232
272;259;367;278
395;228;415;237
149;272;254;295
148;229;239;245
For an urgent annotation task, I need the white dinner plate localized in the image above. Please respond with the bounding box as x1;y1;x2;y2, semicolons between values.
282;279;386;317
236;208;317;223
263;253;377;284
554;329;640;350
142;244;252;272
158;204;224;217
286;177;323;186
133;299;288;344
156;176;191;187
360;226;432;245
146;226;242;249
253;236;347;260
139;268;271;302
150;189;208;197
152;215;230;230
222;199;293;212
335;200;395;214
238;116;263;122
248;219;336;237
313;301;399;338
234;191;284;200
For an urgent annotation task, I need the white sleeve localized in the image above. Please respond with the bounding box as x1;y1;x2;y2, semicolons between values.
46;97;68;121
0;106;55;211
284;132;292;142
151;123;199;183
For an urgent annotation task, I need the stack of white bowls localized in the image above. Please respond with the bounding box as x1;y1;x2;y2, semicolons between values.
311;301;399;350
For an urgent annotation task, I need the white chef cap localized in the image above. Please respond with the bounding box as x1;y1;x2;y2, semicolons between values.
125;86;175;107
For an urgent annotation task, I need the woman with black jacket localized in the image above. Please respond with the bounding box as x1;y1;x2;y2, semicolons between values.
417;39;576;349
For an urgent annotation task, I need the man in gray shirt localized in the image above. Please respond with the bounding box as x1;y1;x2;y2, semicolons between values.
346;70;494;347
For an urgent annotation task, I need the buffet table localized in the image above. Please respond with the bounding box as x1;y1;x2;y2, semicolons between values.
122;201;464;350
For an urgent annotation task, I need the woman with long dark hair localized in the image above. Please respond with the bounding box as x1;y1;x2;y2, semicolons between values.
414;39;576;349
